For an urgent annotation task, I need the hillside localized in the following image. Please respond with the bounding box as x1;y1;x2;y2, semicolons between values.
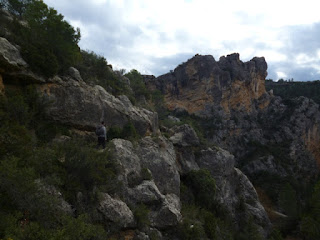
1;1;320;240
266;80;320;105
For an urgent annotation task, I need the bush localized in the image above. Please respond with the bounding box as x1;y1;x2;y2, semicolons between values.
125;69;150;102
182;169;216;210
133;204;150;229
4;0;81;77
108;121;140;141
76;50;128;95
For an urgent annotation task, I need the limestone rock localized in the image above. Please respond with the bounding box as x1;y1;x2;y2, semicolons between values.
147;53;269;117
127;180;164;205
35;179;73;216
98;193;135;228
40;78;158;136
196;147;271;236
150;194;182;229
68;67;83;82
137;136;180;196
169;124;200;147
0;37;27;72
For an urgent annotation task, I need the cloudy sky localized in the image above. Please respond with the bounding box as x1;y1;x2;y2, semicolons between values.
43;0;320;81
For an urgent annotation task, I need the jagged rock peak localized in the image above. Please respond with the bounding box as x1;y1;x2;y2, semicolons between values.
146;53;270;117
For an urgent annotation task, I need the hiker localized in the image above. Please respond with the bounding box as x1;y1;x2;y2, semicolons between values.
96;121;107;149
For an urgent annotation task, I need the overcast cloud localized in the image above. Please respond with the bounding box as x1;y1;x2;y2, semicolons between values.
43;0;320;81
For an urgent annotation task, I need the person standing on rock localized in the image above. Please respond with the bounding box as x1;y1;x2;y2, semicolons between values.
96;121;107;149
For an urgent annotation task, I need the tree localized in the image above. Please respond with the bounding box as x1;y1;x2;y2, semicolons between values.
6;0;81;77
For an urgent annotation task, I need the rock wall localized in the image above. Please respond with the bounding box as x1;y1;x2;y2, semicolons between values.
147;53;269;117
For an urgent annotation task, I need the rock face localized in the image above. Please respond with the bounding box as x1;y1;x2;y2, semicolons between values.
3;32;320;239
197;148;271;235
98;193;135;229
40;77;158;136
148;54;320;184
146;53;269;117
109;138;182;229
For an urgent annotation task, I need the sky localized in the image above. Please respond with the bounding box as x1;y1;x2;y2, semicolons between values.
43;0;320;81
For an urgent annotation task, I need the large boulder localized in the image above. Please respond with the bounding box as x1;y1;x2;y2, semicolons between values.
0;37;27;72
40;76;158;136
98;193;135;228
196;147;271;236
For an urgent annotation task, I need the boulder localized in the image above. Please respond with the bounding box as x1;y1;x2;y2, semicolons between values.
137;136;180;196
169;124;200;147
0;37;27;72
150;194;182;229
127;180;163;205
98;193;135;228
40;78;158;136
196;147;271;236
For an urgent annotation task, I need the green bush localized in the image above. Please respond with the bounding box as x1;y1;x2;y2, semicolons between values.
182;169;216;210
133;204;150;229
125;69;150;102
76;50;128;95
4;0;81;77
108;121;140;141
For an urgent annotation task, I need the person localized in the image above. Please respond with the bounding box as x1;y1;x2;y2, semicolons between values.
96;121;107;149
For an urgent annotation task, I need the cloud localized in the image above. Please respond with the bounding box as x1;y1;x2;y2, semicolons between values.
43;0;320;80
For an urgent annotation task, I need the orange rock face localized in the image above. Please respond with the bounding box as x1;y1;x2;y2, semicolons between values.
149;53;270;117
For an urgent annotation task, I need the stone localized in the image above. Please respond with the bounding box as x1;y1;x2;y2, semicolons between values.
35;179;73;216
197;146;235;177
0;37;27;72
137;136;180;196
98;193;135;228
127;180;163;205
68;67;83;82
146;53;269;117
196;147;271;236
169;124;200;147
150;194;182;229
39;78;158;136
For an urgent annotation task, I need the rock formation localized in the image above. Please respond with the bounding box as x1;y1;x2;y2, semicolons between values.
146;53;270;117
2;31;320;239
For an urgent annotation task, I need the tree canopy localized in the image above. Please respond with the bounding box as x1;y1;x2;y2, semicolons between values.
1;0;81;77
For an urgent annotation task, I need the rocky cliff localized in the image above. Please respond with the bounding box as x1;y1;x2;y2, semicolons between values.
145;53;270;117
3;30;320;239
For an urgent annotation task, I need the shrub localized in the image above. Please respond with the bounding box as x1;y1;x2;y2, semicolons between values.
5;0;81;77
182;169;216;210
133;204;150;229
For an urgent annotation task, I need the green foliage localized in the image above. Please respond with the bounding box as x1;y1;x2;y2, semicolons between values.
151;90;168;120
182;169;216;210
301;180;320;240
108;121;140;141
133;204;150;229
178;205;233;240
125;69;150;101
279;183;298;218
76;50;128;95
266;80;320;104
0;87;119;239
235;217;264;240
4;0;81;77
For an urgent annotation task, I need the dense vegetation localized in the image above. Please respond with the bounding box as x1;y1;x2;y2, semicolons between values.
0;0;81;77
266;79;320;105
0;87;120;239
1;1;320;239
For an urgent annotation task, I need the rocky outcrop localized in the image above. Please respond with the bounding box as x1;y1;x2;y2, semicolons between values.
98;193;135;228
196;147;271;236
109;138;182;230
146;53;269;117
0;37;27;72
40;77;158;136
